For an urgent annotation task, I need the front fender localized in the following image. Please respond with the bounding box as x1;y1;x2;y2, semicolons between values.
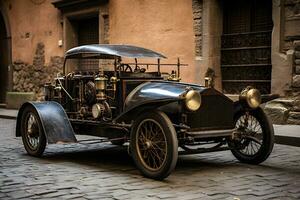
124;81;206;111
118;81;207;124
234;94;279;115
16;101;77;144
114;98;180;123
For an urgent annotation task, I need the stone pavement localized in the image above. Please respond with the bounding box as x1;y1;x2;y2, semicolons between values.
0;118;300;200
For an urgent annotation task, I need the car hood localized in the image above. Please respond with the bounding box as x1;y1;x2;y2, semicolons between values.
124;81;208;111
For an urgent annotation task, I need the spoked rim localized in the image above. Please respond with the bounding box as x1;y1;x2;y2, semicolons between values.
235;113;263;156
24;113;40;150
136;119;167;171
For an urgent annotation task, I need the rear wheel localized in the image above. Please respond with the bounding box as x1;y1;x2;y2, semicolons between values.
230;107;274;164
20;106;46;157
130;111;178;180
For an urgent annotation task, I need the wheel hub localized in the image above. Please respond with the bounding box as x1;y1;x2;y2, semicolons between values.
145;140;152;149
28;128;33;135
233;113;263;156
25;113;40;150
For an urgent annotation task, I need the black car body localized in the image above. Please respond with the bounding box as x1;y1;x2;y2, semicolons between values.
16;44;275;180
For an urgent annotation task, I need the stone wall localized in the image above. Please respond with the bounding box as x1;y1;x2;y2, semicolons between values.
265;98;300;125
265;41;300;125
12;43;63;100
292;40;300;91
282;0;300;51
103;14;110;44
192;0;203;57
265;1;300;125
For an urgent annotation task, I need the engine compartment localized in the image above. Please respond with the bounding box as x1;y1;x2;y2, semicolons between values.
44;71;118;121
44;68;165;122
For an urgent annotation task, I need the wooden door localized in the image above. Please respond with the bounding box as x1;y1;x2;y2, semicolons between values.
221;0;273;94
77;17;99;71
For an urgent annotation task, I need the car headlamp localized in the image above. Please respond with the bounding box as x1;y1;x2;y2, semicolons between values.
240;87;261;109
185;90;201;111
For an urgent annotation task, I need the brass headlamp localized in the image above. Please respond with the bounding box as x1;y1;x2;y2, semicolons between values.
185;89;201;111
239;87;261;109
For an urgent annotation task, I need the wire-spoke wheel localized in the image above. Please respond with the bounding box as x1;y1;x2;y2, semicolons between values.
130;111;178;180
230;107;274;164
21;106;46;157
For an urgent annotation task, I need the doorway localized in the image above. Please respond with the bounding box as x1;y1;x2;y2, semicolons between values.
65;15;100;72
77;16;99;71
0;11;9;103
221;0;273;94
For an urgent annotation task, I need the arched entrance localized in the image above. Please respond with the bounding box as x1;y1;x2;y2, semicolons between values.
0;6;11;104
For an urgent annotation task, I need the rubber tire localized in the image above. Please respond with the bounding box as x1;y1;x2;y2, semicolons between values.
20;106;47;157
231;107;274;164
130;111;178;180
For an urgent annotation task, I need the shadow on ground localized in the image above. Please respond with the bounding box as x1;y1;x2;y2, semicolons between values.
19;143;299;179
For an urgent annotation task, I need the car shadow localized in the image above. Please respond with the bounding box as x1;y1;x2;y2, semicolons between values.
42;145;135;169
22;143;299;179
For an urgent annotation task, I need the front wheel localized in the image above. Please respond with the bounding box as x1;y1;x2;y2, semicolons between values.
130;111;178;180
229;107;274;164
20;106;47;157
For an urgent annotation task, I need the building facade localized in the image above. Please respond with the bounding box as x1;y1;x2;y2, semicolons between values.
0;0;299;104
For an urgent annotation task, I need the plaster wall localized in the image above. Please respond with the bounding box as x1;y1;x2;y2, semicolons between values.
109;0;197;83
4;0;197;83
3;0;63;64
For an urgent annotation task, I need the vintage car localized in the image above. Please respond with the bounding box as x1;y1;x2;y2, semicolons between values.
16;44;275;180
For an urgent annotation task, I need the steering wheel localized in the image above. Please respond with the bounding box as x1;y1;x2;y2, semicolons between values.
117;64;133;72
134;66;146;73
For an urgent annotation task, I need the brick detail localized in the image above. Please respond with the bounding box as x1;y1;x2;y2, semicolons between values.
192;0;202;57
103;14;109;44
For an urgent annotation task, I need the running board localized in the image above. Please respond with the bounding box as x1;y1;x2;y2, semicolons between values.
186;128;236;138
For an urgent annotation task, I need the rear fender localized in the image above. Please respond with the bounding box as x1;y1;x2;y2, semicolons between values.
16;101;77;144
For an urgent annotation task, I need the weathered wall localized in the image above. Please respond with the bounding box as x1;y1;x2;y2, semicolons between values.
264;0;300;125
196;0;222;90
192;0;202;58
3;0;63;64
1;0;64;100
271;0;293;96
12;43;63;100
282;0;300;51
109;0;197;83
4;0;200;100
271;0;300;96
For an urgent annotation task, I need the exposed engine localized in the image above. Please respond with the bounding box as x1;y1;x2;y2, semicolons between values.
44;71;117;122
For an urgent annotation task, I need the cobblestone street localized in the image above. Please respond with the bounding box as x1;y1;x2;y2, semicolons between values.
0;118;300;200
